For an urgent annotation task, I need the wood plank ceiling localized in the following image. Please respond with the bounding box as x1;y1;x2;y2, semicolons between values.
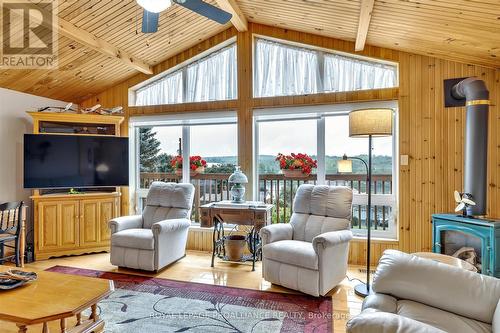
237;0;500;67
0;0;229;101
0;0;498;102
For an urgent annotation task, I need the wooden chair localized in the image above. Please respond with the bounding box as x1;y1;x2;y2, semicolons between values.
0;201;24;267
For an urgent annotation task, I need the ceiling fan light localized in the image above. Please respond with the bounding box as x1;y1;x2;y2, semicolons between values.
137;0;172;13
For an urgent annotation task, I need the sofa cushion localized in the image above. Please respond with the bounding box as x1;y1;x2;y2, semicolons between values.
112;229;154;250
397;300;492;333
263;240;318;270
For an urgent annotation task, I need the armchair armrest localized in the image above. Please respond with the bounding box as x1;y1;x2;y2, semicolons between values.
109;215;143;234
347;311;446;333
260;223;293;246
152;218;191;235
312;230;353;253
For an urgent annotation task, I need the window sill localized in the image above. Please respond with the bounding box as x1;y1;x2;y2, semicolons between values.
352;236;399;244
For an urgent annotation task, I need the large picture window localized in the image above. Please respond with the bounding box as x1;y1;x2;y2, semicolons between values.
254;38;398;98
130;113;238;222
254;102;398;239
134;42;237;106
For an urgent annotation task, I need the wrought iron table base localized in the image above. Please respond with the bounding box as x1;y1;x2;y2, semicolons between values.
211;215;263;271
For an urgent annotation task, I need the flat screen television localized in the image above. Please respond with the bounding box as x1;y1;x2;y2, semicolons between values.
24;134;129;189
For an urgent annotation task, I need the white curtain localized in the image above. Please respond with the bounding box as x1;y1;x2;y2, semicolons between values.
186;44;237;102
254;39;320;97
136;71;183;106
324;54;397;92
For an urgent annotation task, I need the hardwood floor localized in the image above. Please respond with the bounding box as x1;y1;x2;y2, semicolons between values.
2;251;366;333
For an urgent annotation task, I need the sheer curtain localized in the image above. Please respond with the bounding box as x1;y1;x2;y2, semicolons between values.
254;39;320;97
186;44;237;102
323;54;397;92
254;38;398;97
136;71;183;106
135;43;237;106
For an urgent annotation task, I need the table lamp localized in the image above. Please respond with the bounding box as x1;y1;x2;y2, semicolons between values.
228;166;248;203
338;108;393;297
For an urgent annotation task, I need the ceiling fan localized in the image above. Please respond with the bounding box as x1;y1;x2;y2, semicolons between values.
137;0;232;33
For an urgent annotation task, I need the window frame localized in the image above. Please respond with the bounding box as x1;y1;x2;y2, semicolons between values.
253;101;399;240
252;35;399;98
129;111;238;217
129;38;237;107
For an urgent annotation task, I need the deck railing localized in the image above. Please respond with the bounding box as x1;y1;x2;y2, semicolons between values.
139;172;394;232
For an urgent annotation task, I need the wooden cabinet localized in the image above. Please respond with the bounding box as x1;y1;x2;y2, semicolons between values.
28;112;124;261
33;193;120;260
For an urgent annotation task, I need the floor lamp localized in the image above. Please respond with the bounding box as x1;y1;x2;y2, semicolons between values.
337;108;393;297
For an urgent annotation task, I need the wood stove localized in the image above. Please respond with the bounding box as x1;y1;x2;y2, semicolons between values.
432;214;500;277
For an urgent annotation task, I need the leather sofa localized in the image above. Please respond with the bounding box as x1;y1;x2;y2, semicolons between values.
260;184;353;297
109;182;195;271
347;250;500;333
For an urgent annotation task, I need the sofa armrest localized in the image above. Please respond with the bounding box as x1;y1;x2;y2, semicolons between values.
362;294;398;313
312;230;353;253
152;218;191;235
109;215;143;234
493;299;500;333
346;311;446;333
260;223;293;246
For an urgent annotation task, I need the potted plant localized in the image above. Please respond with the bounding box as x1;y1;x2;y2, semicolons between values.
171;155;207;176
276;153;317;178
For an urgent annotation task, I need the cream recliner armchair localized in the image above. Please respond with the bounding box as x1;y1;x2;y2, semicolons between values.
347;250;500;333
260;184;353;297
109;182;195;271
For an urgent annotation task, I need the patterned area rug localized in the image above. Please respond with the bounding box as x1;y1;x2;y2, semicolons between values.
46;266;332;333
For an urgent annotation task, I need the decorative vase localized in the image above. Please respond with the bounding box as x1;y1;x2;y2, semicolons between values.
225;235;246;261
282;169;310;178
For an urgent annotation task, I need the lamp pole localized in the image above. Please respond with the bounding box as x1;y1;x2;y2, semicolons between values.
342;135;373;297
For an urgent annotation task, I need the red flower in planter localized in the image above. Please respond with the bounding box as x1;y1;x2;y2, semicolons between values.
276;153;317;174
171;155;207;171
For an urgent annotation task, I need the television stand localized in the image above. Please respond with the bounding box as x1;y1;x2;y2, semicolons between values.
28;112;125;260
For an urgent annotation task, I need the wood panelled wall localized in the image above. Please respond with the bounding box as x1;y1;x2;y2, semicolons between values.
81;23;500;265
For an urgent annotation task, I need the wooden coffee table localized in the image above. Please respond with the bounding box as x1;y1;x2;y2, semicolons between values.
0;266;113;333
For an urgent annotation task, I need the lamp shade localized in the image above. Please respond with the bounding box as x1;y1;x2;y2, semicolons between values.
349;108;393;137
337;159;353;173
228;166;248;184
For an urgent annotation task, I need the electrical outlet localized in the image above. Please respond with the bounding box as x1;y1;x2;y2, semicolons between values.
400;155;409;166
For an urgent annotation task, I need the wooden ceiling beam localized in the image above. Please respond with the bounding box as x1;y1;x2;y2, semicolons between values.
57;19;153;74
19;3;153;75
355;0;376;51
216;0;248;31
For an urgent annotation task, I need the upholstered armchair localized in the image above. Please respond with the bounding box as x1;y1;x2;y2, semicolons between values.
347;250;500;333
109;182;195;271
260;184;353;296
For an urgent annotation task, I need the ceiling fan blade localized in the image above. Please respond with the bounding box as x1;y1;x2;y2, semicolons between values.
455;202;466;212
174;0;232;24
142;9;159;33
453;190;461;203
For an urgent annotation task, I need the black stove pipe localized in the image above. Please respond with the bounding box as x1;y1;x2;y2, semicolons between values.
451;77;489;216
